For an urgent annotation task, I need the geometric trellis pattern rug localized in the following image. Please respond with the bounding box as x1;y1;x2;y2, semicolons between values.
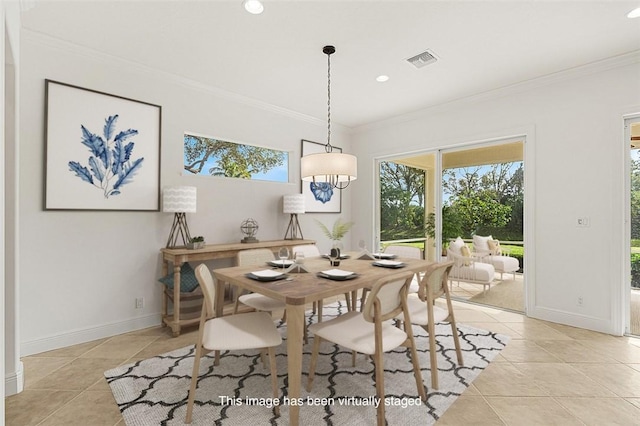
105;301;509;425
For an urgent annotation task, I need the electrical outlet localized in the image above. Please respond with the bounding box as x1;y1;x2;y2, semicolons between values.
135;298;144;309
576;217;590;227
577;296;583;306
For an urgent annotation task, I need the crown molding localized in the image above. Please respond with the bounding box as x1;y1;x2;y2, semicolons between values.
352;50;640;134
23;29;333;129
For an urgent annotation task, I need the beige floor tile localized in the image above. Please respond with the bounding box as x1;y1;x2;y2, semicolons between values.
38;390;123;426
472;363;548;397
512;363;617;397
626;397;640;409
464;322;524;338
5;389;79;426
570;363;640;397
544;322;620;341
503;322;573;341
535;340;618;363
499;340;562;363
34;338;110;358
125;325;170;337
628;363;640;373
436;395;504;425
130;331;198;359
29;358;126;391
486;396;583;425
555;397;640;425
453;309;501;323
22;356;74;388
80;335;159;359
486;310;528;323
577;338;640;363
463;383;481;396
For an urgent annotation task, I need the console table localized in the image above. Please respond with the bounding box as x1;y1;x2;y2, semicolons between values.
160;239;316;336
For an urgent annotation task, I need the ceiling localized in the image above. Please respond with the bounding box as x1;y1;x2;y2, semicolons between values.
21;1;640;128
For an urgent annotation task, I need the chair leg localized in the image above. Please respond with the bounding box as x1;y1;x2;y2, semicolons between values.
406;334;427;401
260;349;267;368
267;346;280;417
306;336;323;391
373;349;386;426
359;288;369;312
185;343;204;424
424;321;439;389
344;292;352;311
317;302;323;323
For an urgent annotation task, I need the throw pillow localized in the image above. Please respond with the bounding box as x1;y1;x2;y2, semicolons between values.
447;237;465;257
158;262;200;293
488;239;502;255
473;235;493;252
460;244;472;265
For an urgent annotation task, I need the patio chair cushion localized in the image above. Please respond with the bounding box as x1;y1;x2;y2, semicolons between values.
485;254;519;274
449;261;495;284
472;235;493;252
448;237;466;256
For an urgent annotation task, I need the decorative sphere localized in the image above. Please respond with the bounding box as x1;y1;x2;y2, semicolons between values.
240;218;259;237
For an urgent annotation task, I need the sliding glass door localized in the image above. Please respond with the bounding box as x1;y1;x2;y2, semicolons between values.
377;138;525;312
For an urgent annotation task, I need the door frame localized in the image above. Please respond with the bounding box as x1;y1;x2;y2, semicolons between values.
624;114;640;335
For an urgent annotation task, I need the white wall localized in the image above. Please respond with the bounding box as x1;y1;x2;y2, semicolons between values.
18;31;352;355
349;53;640;335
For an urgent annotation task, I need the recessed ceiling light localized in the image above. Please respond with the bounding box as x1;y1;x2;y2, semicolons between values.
376;75;389;83
243;0;264;15
627;7;640;18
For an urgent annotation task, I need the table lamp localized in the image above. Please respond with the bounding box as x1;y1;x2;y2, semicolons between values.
163;186;197;248
283;194;305;240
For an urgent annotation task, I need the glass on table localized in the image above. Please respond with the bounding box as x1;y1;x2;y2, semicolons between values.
278;247;290;269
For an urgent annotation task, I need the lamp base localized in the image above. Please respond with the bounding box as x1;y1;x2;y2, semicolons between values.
284;213;304;240
166;212;192;248
241;237;259;244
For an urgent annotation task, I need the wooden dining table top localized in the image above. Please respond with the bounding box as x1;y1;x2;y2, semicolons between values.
212;254;434;306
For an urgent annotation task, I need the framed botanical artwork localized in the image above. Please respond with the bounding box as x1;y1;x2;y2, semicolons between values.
300;139;342;213
44;80;161;211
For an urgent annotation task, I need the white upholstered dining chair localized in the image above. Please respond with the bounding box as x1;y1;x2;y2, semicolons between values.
396;260;463;389
185;264;282;423
306;271;426;426
233;248;287;316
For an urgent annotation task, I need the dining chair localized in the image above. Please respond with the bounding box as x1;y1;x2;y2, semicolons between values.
358;244;424;311
292;244;355;314
384;244;423;293
233;248;287;317
185;264;282;423
306;271;426;426
396;260;463;389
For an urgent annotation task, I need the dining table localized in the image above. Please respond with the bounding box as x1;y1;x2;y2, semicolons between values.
212;252;434;426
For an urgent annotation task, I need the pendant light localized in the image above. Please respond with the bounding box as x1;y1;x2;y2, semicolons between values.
301;45;357;189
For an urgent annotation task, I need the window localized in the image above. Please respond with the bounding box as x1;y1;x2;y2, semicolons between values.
183;133;289;182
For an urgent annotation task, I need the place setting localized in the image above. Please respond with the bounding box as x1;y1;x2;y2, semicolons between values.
371;259;406;269
316;268;358;281
245;269;289;282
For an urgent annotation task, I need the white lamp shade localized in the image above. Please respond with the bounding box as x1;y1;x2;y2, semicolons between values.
301;152;357;182
283;194;305;214
163;186;197;213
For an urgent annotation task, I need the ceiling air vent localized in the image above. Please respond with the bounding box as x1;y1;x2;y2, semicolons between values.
406;50;438;69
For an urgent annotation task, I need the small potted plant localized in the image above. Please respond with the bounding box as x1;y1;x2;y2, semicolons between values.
316;218;354;265
187;236;205;250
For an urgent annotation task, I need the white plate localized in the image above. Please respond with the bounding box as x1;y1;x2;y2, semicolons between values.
372;253;396;259
321;269;355;277
250;269;285;278
268;259;294;267
373;260;403;266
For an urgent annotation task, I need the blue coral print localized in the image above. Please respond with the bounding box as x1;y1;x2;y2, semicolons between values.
310;182;334;204
68;114;144;198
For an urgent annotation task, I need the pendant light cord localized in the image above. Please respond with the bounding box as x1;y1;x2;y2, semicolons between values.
326;50;332;153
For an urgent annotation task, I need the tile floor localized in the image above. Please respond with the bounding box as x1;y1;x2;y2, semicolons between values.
6;299;640;425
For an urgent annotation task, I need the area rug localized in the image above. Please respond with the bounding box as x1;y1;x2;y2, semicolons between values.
105;302;509;425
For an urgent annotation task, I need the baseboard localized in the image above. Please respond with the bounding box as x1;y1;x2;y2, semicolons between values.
528;306;616;336
21;313;162;357
5;361;24;396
